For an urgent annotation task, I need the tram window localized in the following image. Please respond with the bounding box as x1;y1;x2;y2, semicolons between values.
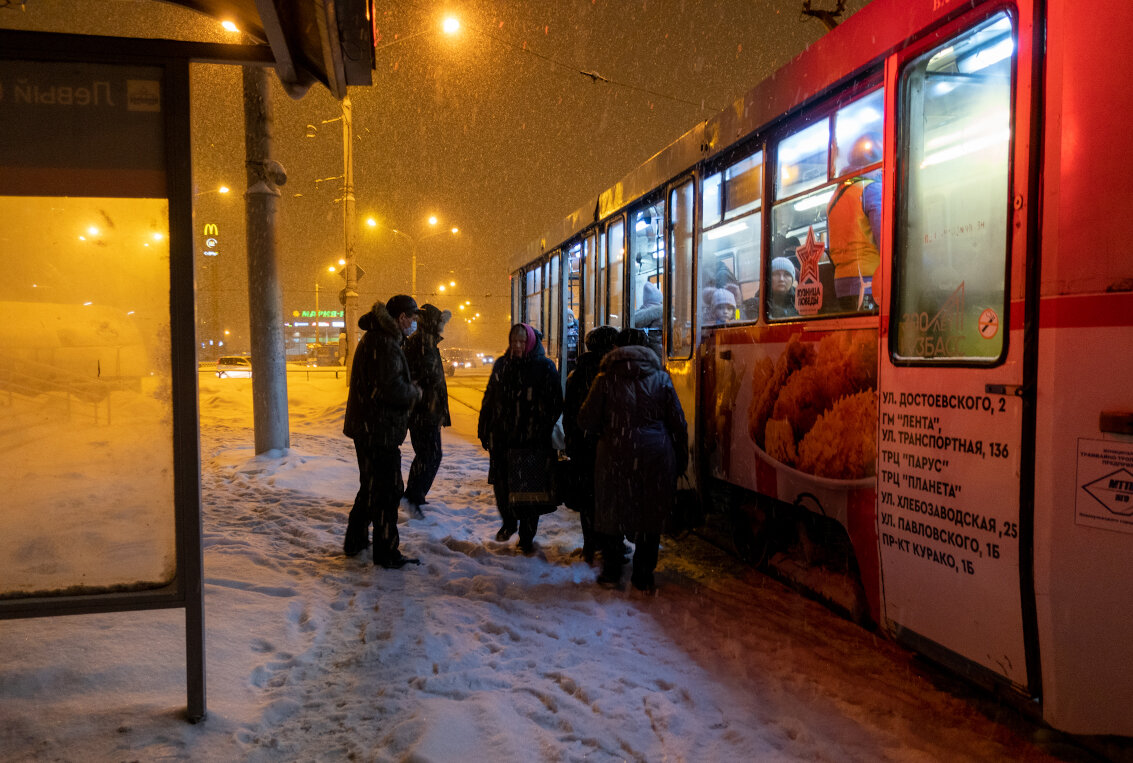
548;254;561;364
596;233;607;326
834;90;884;178
583;233;597;332
777;120;829;199
893;12;1012;363
724;152;762;219
567;242;582;367
630;202;665;356
669;179;695;358
606;218;625;329
768;87;884;320
525;265;542;334
702;172;722;228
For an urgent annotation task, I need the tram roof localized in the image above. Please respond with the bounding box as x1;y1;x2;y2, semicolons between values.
510;0;959;272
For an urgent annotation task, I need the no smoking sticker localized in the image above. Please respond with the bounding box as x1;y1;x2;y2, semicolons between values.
978;308;999;339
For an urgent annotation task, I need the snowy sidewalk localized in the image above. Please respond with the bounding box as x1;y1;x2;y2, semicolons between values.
0;375;1060;761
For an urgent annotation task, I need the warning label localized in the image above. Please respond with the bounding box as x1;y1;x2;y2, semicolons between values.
1076;439;1133;533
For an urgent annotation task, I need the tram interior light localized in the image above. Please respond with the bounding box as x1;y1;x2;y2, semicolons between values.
706;220;748;240
960;38;1014;73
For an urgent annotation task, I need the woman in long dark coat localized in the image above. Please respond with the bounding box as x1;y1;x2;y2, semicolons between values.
562;325;619;560
578;342;688;590
477;323;563;553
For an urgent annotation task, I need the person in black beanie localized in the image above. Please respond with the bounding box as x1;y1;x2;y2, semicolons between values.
342;294;422;569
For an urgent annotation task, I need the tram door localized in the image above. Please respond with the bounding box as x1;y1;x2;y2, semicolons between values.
877;8;1035;692
665;177;698;482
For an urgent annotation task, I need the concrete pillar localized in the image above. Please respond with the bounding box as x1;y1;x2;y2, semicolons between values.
242;65;289;454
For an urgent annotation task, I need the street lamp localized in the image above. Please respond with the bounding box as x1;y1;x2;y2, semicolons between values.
365;217;459;299
306;100;359;369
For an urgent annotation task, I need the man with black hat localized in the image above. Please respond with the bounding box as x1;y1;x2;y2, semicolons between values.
342;294;423;568
402;302;453;518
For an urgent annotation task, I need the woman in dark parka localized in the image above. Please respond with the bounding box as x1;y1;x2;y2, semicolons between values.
477;323;564;553
578;342;688;590
562;325;619;560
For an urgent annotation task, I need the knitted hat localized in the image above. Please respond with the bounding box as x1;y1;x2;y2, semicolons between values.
771;257;796;277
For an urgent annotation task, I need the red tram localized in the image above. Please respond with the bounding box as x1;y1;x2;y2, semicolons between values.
509;0;1133;738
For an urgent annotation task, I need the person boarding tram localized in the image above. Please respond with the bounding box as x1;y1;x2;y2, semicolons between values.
825;132;882;312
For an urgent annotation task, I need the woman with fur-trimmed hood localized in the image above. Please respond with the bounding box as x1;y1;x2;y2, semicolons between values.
578;340;688;590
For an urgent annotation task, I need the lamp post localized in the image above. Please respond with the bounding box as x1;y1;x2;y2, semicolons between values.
313;265;337;346
307;98;359;369
364;217;459;300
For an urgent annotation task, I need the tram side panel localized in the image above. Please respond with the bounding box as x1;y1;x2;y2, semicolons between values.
702;322;882;623
1031;0;1133;737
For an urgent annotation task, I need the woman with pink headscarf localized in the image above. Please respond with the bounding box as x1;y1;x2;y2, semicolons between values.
477;323;563;553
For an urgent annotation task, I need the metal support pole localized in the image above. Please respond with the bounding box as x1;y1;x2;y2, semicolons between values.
243;65;290;454
411;242;418;300
341;95;359;371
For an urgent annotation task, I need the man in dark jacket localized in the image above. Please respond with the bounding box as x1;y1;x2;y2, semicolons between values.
562;325;619;560
343;295;422;569
403;303;452;519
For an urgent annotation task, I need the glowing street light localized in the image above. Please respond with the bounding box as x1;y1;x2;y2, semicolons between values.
365;216;460;299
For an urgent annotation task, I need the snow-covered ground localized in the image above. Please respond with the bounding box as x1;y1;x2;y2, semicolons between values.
0;369;1077;761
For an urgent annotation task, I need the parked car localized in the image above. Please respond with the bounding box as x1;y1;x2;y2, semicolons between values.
216;355;253;378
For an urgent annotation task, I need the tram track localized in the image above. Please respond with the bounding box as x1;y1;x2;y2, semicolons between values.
445;373;488;414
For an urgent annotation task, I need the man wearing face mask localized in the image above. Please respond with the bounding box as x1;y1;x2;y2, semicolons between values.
343;294;423;568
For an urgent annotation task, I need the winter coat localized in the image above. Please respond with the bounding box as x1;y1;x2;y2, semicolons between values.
578;344;689;535
561;349;605;509
404;306;451;429
631;303;664;360
768;288;798;319
477;337;563;489
343;303;419;447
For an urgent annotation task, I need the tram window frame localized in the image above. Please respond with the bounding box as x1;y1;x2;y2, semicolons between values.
700;148;765;326
548;253;561;365
525;264;543;335
595;230;608;326
605;216;626;329
668;177;696;359
890;11;1015;366
767;82;885;321
582;232;597;333
567;241;583;367
629;198;666;352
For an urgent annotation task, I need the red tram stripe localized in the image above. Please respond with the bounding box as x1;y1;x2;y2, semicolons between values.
1038;292;1133;330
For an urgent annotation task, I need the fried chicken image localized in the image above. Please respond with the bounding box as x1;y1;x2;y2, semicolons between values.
796;390;878;479
747;330;878;479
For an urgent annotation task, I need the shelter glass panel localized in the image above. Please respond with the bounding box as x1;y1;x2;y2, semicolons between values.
0;195;177;597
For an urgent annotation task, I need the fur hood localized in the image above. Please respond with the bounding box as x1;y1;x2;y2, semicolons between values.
358;301;400;337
